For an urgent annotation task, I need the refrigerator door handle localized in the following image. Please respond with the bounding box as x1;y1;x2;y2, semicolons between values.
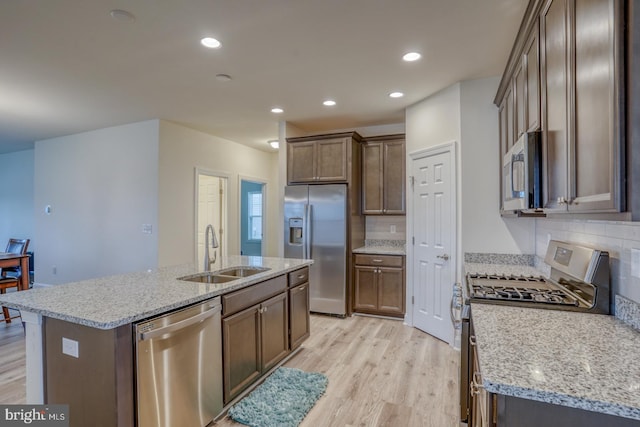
303;203;312;259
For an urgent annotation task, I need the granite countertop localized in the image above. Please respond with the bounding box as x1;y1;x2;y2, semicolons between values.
353;239;406;256
471;303;640;421
352;245;406;255
0;255;312;330
464;262;545;278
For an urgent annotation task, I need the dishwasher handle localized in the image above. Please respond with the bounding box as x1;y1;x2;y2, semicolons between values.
139;304;221;341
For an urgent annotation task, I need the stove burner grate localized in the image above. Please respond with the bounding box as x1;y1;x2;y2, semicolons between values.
467;274;579;306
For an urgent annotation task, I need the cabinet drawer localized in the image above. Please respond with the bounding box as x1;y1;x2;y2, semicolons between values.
354;254;404;267
222;275;287;316
288;267;309;288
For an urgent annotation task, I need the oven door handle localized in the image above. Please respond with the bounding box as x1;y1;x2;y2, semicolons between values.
450;282;462;327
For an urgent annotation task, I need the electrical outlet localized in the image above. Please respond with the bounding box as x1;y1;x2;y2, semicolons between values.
52;266;57;275
62;337;79;358
142;224;153;234
390;225;396;234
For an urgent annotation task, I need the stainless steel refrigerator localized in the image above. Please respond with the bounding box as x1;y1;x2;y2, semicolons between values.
284;184;347;316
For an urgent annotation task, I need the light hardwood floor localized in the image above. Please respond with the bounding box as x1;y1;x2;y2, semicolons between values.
0;314;460;427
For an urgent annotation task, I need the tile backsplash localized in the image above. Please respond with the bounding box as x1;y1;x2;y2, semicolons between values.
535;218;640;306
365;216;406;241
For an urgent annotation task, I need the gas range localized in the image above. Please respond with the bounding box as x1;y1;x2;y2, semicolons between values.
458;240;611;426
467;273;581;306
463;240;611;314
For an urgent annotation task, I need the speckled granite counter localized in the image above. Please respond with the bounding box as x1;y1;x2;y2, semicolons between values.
353;239;405;255
472;303;640;421
0;255;312;330
464;252;547;279
464;262;544;278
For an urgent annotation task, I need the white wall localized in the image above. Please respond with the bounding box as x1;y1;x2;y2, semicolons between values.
158;121;279;267
0;149;34;248
406;83;461;153
34;121;159;285
460;77;535;254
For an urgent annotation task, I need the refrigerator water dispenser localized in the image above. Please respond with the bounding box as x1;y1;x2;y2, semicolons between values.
289;218;303;244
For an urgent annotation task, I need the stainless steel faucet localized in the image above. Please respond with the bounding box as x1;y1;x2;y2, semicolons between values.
204;224;219;271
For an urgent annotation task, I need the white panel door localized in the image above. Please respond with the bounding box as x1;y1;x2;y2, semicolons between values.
196;174;226;268
411;146;455;344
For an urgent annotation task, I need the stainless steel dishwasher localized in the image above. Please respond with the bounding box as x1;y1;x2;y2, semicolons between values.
135;297;223;427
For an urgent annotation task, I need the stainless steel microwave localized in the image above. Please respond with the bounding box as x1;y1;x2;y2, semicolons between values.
502;131;542;211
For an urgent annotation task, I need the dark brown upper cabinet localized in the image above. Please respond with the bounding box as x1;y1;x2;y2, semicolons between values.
495;0;624;214
286;132;362;185
362;134;406;215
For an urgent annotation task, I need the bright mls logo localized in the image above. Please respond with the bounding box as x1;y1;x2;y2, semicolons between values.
0;405;68;426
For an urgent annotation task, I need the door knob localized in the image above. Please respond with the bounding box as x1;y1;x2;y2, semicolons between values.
437;254;450;261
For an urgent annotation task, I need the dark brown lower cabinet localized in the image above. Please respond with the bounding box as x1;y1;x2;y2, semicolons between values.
222;292;289;403
486;394;640;427
353;254;405;317
260;293;289;372
222;305;261;403
289;282;310;349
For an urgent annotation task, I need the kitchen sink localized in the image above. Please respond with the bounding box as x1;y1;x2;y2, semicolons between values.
177;266;270;284
216;266;271;277
178;273;238;284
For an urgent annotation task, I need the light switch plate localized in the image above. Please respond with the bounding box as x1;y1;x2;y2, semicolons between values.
62;337;79;358
632;248;640;279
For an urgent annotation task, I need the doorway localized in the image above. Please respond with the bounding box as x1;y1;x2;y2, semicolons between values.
408;142;457;345
240;178;266;256
195;169;228;268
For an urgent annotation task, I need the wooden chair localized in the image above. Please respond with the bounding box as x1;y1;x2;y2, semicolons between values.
0;238;30;323
0;277;19;323
1;238;30;279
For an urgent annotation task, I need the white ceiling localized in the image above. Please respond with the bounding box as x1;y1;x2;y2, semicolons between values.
0;0;527;154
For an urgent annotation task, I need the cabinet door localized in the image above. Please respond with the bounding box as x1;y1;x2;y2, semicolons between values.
525;21;540;132
260;293;289;372
354;266;378;311
570;0;622;212
362;142;384;214
377;267;405;315
514;63;526;138
289;283;310;349
384;140;406;214
505;85;515;149
498;98;508;212
541;0;569;210
316;138;348;182
222;305;261;403
287;141;316;183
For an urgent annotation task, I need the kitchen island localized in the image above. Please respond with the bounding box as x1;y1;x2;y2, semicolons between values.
0;255;313;427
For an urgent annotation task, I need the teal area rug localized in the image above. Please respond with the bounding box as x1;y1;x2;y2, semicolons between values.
228;367;328;427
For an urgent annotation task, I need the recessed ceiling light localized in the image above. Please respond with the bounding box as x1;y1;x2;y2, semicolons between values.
109;9;136;23
323;100;336;106
268;140;280;149
271;107;284;114
215;74;232;82
403;52;421;62
201;37;221;48
389;92;404;98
